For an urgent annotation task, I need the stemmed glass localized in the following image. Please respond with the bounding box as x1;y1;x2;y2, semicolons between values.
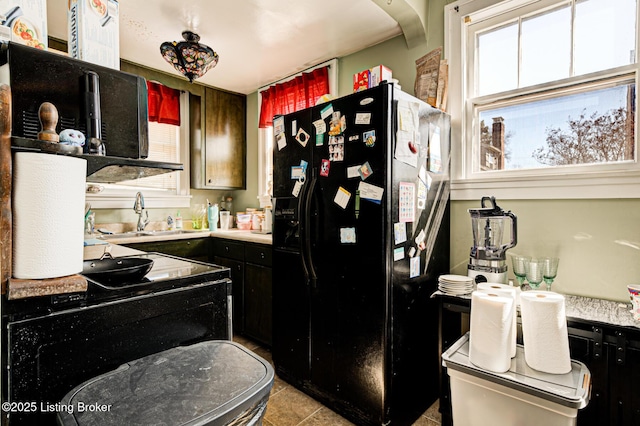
525;258;545;290
542;257;559;291
511;255;531;289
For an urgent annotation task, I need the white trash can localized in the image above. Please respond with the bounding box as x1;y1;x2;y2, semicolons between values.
442;333;590;426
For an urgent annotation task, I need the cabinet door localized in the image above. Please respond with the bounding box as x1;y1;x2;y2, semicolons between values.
203;88;246;189
608;344;640;425
213;256;244;335
244;262;272;346
123;238;211;262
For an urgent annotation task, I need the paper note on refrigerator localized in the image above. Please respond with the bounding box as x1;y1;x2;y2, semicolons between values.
394;101;420;168
394;222;407;245
321;103;334;120
410;257;420;278
398;182;415;223
340;227;357;244
334;186;351;209
393;247;404;261
347;165;360;178
358;181;383;203
274;116;285;135
313;119;326;135
276;132;287;151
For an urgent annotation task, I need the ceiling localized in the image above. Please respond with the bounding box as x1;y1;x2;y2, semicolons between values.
46;0;419;95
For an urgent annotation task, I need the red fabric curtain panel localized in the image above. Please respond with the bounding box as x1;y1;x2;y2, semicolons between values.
147;81;181;126
259;66;330;128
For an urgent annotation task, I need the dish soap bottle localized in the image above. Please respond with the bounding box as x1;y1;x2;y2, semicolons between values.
175;210;183;230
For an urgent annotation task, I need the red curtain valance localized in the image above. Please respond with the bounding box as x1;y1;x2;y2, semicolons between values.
147;81;181;126
259;66;330;128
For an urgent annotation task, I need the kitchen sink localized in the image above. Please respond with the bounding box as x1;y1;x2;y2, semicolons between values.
101;230;203;239
140;230;204;236
101;232;149;239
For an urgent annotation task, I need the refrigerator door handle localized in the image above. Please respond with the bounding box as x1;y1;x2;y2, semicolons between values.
297;184;310;281
302;173;318;281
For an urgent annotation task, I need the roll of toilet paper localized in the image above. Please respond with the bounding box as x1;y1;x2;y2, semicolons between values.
12;152;87;279
476;283;517;358
469;290;515;373
520;291;571;374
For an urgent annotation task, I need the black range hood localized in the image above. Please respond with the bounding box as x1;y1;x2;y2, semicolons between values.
82;155;183;183
11;138;183;183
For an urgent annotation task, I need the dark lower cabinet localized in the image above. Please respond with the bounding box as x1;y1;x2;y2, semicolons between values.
438;295;640;426
244;245;272;346
212;239;272;347
566;321;640;426
212;240;246;336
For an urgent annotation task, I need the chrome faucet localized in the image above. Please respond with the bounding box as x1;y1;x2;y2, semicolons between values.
133;191;150;231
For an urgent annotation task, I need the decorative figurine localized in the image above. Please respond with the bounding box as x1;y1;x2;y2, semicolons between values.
59;129;86;147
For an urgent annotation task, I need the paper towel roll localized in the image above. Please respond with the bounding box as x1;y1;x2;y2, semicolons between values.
12;152;87;279
476;283;517;358
469;290;515;373
520;291;571;374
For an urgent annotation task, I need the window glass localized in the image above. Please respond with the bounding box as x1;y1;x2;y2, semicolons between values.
472;0;637;173
478;81;635;170
111;121;180;189
521;6;571;87
478;23;519;96
574;0;637;75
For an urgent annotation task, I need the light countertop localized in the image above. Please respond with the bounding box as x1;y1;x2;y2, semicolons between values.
433;290;639;330
85;229;272;246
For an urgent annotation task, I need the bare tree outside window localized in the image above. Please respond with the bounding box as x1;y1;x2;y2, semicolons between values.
534;106;635;166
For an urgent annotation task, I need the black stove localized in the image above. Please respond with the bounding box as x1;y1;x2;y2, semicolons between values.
2;253;232;425
3;253;231;320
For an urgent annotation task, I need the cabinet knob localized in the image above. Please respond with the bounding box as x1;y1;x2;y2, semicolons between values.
225;246;229;252
187;241;191;245
260;252;265;259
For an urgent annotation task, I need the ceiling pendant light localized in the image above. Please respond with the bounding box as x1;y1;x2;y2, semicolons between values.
160;31;219;83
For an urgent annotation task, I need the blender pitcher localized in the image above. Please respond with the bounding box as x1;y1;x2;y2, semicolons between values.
467;196;517;284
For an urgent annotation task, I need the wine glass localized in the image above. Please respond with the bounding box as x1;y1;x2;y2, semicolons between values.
525;258;545;290
542;257;559;291
511;255;531;289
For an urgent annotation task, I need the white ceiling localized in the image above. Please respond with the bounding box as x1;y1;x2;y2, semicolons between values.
47;0;407;95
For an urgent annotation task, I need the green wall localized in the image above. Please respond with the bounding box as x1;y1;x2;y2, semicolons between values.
235;0;639;303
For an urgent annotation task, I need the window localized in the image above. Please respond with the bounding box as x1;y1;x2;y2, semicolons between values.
86;91;190;209
257;59;338;206
446;0;640;199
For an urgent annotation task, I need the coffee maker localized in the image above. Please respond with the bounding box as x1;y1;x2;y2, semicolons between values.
467;196;517;284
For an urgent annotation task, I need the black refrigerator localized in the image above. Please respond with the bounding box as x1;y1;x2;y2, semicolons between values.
272;82;450;426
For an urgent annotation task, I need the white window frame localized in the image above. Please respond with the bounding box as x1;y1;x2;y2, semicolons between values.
257;59;338;206
86;91;191;209
445;0;640;200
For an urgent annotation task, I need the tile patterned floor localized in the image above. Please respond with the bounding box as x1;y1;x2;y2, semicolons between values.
233;335;442;426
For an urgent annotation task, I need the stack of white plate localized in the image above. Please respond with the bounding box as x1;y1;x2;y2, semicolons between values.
438;274;474;295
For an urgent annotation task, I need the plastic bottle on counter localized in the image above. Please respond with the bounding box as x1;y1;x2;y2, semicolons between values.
175;210;183;230
208;203;219;232
225;196;233;215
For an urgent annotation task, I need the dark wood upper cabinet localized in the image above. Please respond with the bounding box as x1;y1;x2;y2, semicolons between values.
191;87;246;189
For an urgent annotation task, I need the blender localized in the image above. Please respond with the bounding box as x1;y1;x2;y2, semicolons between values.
467;196;517;284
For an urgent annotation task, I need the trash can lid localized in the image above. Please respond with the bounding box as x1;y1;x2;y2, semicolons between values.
57;340;274;426
442;333;591;409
